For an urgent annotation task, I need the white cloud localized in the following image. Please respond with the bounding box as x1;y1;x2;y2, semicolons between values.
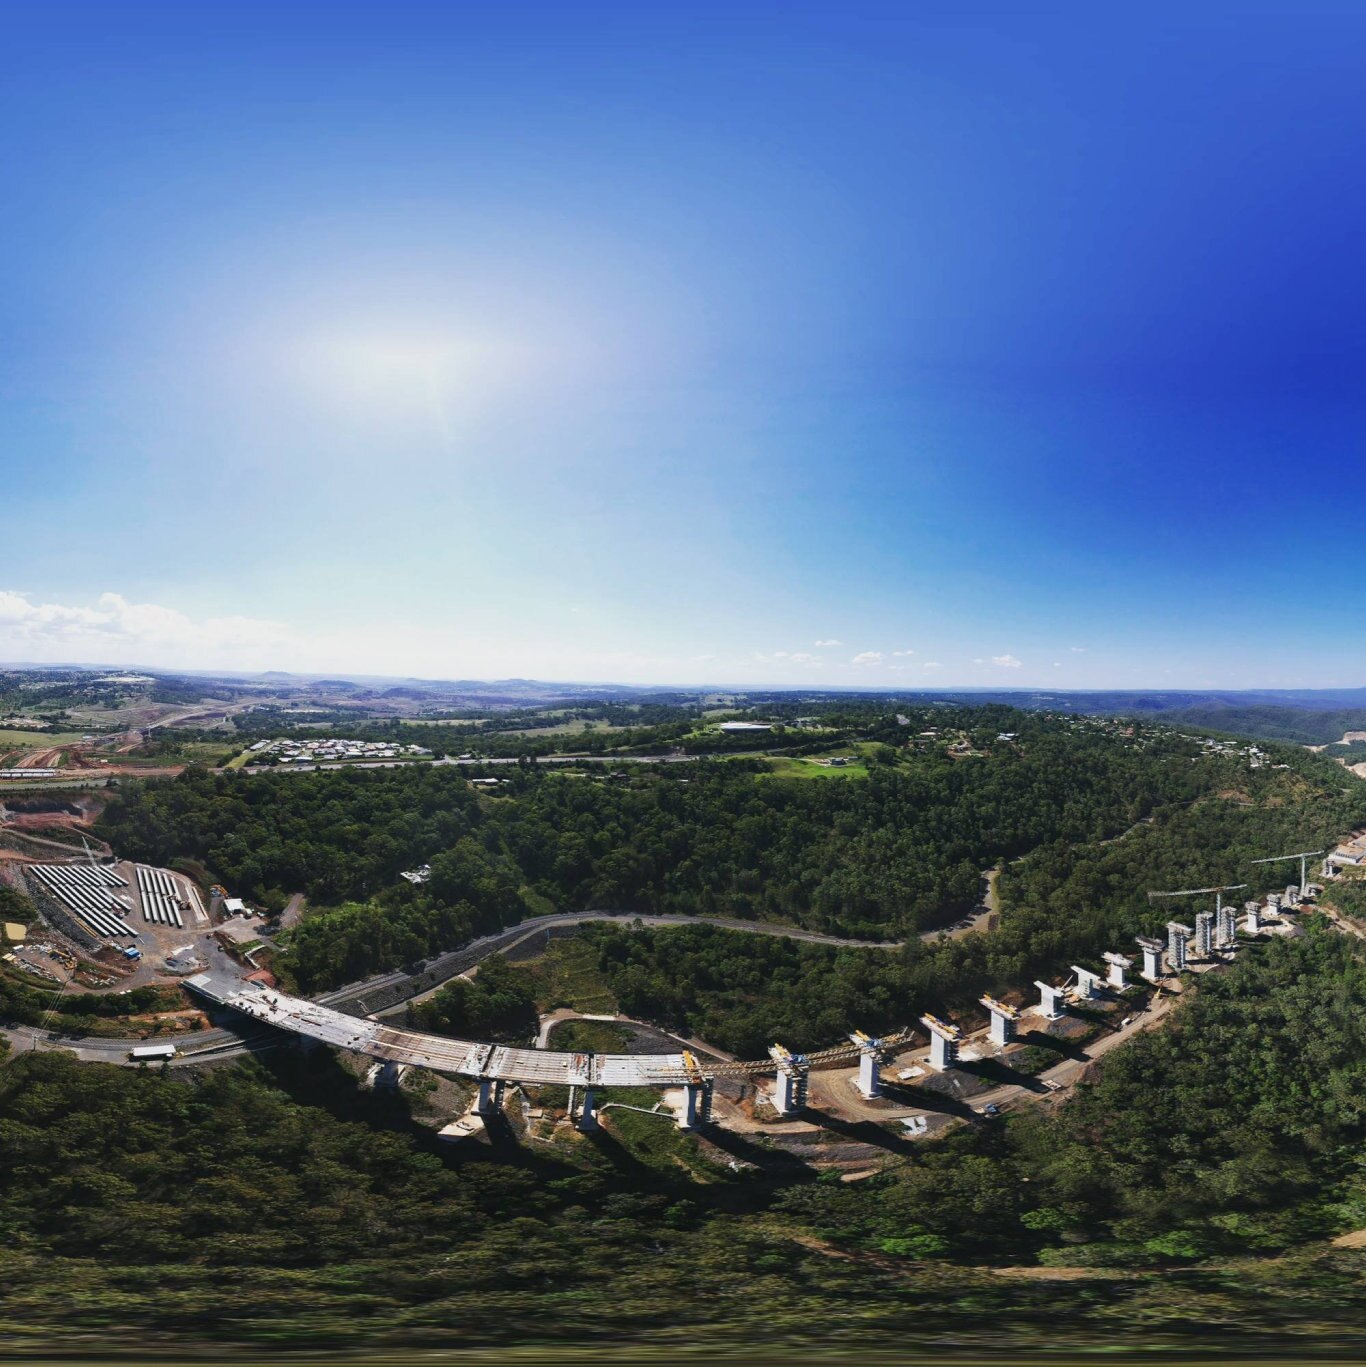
1053;661;1062;668
754;649;821;667
991;654;1023;669
922;661;943;670
0;590;287;662
891;648;916;657
850;651;884;666
814;638;842;648
972;658;985;665
1070;646;1087;653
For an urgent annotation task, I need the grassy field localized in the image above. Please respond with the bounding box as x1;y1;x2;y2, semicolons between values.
526;938;619;1014
0;729;84;748
546;1018;630;1052
756;755;869;779
500;718;639;738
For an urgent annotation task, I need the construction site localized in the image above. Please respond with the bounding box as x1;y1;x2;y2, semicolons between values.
1;814;1356;1179
180;852;1329;1157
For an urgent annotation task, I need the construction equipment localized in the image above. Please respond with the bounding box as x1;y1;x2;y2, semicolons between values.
1148;884;1248;912
1248;851;1324;897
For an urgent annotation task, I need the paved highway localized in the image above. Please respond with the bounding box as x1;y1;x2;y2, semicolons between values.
240;753;696;775
1;909;906;1065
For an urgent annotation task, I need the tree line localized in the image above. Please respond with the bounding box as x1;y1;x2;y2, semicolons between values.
93;712;1365;994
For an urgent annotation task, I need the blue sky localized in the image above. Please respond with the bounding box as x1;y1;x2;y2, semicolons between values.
3;1;1365;687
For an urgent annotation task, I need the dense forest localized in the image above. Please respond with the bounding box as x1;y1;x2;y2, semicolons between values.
95;710;1366;995
5;930;1366;1353
408;953;538;1041
551;759;1364;1056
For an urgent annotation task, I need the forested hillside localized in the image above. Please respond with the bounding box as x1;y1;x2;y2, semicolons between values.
95;711;1366;992
1143;704;1366;744
5;930;1366;1354
566;745;1365;1055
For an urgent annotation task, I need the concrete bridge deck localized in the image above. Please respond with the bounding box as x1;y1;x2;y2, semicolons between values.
187;972;917;1084
188;973;707;1087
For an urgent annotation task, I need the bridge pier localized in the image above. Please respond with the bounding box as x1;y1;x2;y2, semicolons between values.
375;1058;402;1090
1033;980;1065;1019
677;1079;713;1129
1103;952;1132;990
980;995;1019;1047
1135;935;1164;981
920;1015;961;1072
1070;966;1102;1001
852;1036;882;1099
1216;903;1237;951
475;1078;505;1117
575;1086;598;1132
769;1044;808;1116
1195;910;1216;958
1166;922;1191;973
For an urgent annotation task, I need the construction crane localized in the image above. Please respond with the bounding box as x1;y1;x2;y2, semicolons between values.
1148;884;1248;916
1248;850;1324;896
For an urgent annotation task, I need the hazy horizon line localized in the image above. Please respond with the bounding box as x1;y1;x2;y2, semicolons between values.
4;658;1366;698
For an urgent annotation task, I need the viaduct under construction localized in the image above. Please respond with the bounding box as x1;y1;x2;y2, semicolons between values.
188;874;1308;1133
187;972;916;1130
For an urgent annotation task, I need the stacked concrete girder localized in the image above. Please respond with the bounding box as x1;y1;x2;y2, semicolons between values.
1103;952;1132;990
1166;922;1192;972
920;1014;961;1072
1034;980;1065;1019
849;1030;884;1098
980;994;1021;1046
769;1043;809;1116
1070;966;1103;1001
1195;909;1216;958
1243;900;1262;935
1135;935;1165;981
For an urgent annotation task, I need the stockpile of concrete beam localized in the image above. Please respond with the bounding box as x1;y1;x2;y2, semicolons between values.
135;864;184;928
30;863;134;938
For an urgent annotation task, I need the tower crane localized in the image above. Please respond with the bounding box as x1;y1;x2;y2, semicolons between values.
1248;850;1324;896
1147;884;1247;915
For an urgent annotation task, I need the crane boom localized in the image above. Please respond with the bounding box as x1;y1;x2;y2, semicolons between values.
1148;884;1247;899
1248;850;1324;894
